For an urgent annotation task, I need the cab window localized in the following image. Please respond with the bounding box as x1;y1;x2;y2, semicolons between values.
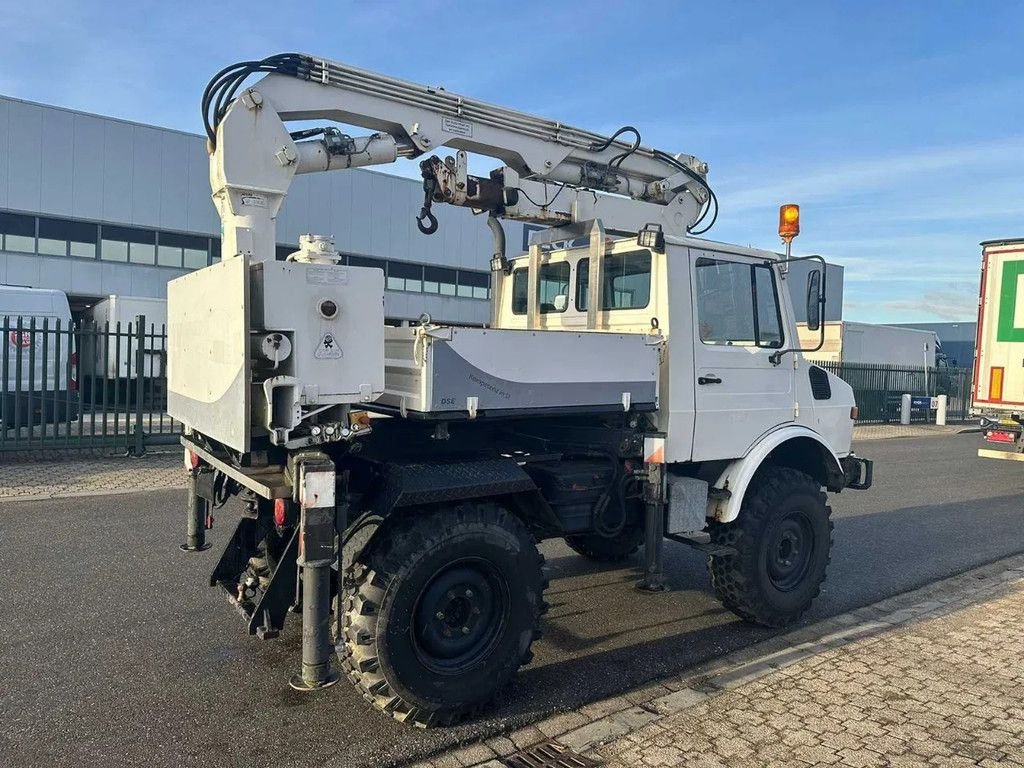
695;257;783;348
576;250;652;311
511;261;571;314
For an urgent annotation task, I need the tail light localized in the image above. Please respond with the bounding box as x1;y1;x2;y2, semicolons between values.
184;448;201;471
70;352;79;392
273;498;288;527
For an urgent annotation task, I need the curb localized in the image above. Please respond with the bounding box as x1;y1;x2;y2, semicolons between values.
0;483;186;504
417;552;1024;768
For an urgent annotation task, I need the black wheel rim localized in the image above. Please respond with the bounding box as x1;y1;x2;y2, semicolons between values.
412;558;510;675
766;510;814;592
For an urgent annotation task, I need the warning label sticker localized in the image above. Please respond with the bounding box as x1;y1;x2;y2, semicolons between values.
441;116;473;137
315;332;343;359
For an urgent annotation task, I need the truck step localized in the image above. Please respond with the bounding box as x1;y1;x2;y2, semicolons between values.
666;532;736;557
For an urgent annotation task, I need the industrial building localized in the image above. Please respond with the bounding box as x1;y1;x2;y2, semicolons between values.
890;321;978;368
0;93;842;327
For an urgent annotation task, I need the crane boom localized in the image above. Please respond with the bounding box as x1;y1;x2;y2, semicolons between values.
205;53;715;264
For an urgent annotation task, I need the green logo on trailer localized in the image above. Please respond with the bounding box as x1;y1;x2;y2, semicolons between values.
997;260;1024;341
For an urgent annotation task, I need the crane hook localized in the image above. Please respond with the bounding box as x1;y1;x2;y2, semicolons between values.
416;159;441;235
416;207;438;235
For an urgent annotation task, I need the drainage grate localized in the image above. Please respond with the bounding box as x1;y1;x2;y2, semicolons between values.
501;740;601;768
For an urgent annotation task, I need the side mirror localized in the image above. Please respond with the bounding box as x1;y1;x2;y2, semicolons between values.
806;269;822;332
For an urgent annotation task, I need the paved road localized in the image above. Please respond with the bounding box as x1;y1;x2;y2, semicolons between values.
1;435;1022;768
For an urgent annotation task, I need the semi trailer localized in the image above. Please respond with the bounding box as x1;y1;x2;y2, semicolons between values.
972;238;1024;461
169;53;872;726
796;320;940;367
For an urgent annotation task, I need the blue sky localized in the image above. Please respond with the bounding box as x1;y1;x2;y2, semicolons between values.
1;0;1022;322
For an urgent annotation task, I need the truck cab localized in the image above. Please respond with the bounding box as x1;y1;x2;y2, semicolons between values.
492;233;856;469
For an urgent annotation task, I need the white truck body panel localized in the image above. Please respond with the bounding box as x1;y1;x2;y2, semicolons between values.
1;285;72;391
380;325;659;414
168;258;386;453
972;239;1024;414
798;321;937;367
86;295;168;380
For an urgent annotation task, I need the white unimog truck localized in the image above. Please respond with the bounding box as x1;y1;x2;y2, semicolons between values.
169;53;873;726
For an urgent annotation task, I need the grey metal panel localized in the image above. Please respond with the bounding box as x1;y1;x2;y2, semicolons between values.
36;255;72;291
131;125;164;227
6;100;43;213
71;112;106;220
5;253;42;287
347;172;373;255
99;262;133;296
184;135;217;234
368;172;393;258
328;167;354;249
0;99;8;209
158;131;191;231
39;107;74;215
69;259;103;295
102;119;134;223
0;253;7;285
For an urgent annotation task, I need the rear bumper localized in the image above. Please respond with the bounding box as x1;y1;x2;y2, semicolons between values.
840;454;873;490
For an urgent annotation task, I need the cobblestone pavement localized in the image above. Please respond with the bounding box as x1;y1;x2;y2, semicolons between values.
0;451;184;501
853;423;974;441
429;554;1024;768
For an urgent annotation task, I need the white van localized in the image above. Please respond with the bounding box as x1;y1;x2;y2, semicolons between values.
1;285;78;426
83;295;168;380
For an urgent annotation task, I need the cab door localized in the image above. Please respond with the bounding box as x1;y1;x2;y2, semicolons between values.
690;250;795;460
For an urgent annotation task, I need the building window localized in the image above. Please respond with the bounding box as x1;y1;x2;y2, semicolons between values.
387;260;423;292
458;270;490;300
210;238;221;263
37;217;98;258
159;231;210;269
424;265;457;296
576;251;652;311
511;262;571;314
0;211;35;253
102;225;156;264
350;254;386;274
694;256;783;348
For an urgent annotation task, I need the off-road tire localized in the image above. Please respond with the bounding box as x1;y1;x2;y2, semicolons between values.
565;525;644;562
708;467;832;628
341;501;546;727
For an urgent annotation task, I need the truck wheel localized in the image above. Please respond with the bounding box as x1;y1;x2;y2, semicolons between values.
341;501;546;726
707;467;832;628
564;526;644;562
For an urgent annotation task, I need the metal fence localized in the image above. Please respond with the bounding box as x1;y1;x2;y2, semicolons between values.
811;360;974;424
1;314;180;453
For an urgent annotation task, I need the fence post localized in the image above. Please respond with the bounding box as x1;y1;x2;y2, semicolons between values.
133;315;146;456
900;394;911;425
936;394;948;426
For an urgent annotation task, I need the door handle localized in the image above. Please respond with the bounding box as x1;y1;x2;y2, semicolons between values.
698;375;722;385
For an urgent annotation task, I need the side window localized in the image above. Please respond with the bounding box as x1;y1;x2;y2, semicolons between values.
511;262;571;315
695;257;784;348
576;251;652;311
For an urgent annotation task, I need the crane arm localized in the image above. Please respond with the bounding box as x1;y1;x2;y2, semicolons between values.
205;53;716;264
